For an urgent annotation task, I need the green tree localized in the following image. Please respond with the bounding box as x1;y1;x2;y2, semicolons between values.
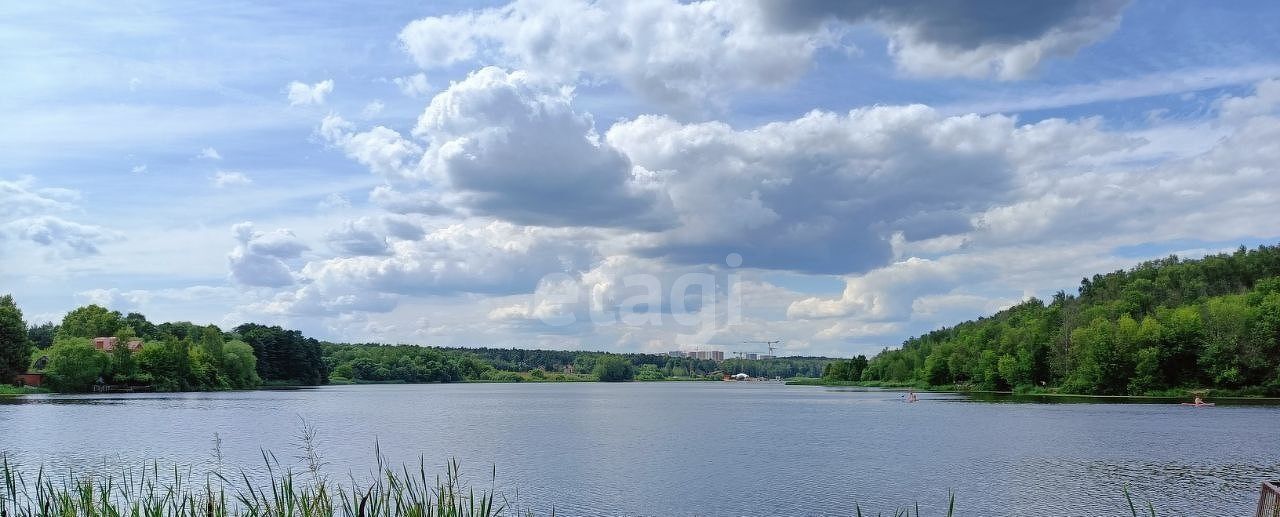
27;322;57;349
593;355;634;382
189;346;227;390
1160;306;1206;386
221;340;261;388
122;312;160;340
822;355;870;382
57;305;123;339
1129;347;1161;394
0;295;31;384
109;326;139;383
635;364;665;381
234;324;327;385
45;338;109;392
923;351;951;386
195;325;226;361
996;354;1023;389
1201;296;1249;387
573;354;597;374
135;337;192;391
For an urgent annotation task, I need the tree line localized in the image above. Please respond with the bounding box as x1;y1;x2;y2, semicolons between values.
853;245;1280;395
1;300;840;392
325;343;492;383
0;302;330;392
324;344;833;383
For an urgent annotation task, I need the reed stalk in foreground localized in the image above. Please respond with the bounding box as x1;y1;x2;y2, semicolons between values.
0;451;506;517
1;451;1158;517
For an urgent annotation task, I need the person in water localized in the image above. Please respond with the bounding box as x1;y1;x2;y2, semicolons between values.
1193;396;1206;405
906;390;919;403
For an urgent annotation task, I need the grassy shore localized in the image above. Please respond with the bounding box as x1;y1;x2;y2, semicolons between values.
0;385;48;396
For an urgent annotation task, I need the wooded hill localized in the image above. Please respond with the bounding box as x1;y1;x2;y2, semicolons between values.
844;244;1280;395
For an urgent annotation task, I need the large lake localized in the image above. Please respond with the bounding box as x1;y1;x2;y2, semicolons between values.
2;383;1277;516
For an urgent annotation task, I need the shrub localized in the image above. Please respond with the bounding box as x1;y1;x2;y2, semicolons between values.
592;356;634;382
635;364;665;381
45;338;109;392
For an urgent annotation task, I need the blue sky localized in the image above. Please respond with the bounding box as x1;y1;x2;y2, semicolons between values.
4;0;1280;357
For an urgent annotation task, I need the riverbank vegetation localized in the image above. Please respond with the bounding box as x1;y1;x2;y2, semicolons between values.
838;245;1280;397
0;384;46;395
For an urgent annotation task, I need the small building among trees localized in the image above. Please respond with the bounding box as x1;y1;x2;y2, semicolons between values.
14;372;44;387
92;337;143;353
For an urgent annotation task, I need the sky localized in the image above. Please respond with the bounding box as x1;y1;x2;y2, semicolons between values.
3;0;1280;357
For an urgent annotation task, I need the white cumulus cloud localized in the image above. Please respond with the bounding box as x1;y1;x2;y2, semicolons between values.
398;0;1128;111
227;222;309;287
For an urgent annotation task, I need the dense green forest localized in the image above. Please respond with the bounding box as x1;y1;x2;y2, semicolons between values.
847;245;1280;396
324;344;831;384
235;323;329;385
430;346;827;379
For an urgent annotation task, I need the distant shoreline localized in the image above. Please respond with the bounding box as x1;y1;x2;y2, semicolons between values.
785;379;1280;404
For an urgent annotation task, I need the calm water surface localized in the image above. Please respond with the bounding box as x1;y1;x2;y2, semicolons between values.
2;383;1277;516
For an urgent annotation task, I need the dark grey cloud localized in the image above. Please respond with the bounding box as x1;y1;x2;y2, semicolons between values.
324;216;432;256
759;0;1130;79
413;67;672;229
759;0;1129;48
606;107;1064;275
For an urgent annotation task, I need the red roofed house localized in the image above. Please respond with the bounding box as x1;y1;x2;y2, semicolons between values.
93;337;144;352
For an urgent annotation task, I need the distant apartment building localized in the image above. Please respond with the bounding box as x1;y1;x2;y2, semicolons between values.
746;353;757;360
759;355;776;360
669;349;725;361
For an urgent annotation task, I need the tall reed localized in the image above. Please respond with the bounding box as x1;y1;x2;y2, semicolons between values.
0;451;505;517
0;451;1159;516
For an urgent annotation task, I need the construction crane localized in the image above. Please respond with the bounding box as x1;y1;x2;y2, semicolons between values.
743;339;782;356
